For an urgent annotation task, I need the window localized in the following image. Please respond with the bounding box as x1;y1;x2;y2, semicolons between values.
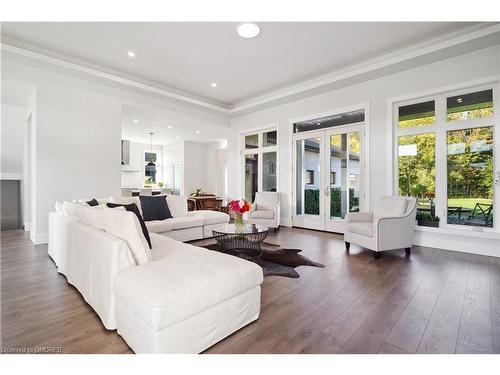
242;128;278;202
398;100;435;128
395;86;496;229
244;154;258;202
447;89;493;122
245;134;259;149
306;170;314;185
447;127;493;227
263;130;277;147
294;109;365;133
398;134;436;199
262;151;277;192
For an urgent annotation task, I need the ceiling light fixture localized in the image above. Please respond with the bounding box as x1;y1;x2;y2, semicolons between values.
133;119;139;123
168;125;172;129
196;130;200;134
211;82;217;88
176;136;180;139
237;23;260;39
127;51;136;58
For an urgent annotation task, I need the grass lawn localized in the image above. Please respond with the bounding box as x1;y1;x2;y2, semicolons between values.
447;198;492;210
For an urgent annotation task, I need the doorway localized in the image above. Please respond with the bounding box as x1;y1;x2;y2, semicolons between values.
292;123;365;233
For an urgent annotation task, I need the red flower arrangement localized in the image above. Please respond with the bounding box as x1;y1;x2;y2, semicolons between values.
228;199;252;214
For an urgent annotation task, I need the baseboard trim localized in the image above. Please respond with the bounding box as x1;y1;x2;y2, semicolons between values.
30;231;48;245
413;230;499;257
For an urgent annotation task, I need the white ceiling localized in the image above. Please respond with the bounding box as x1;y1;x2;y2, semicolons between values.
121;105;229;145
1;22;481;107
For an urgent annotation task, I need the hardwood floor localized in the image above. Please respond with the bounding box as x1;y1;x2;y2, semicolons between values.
1;227;499;354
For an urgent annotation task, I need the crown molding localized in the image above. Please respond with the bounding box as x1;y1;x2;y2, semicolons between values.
0;40;231;114
229;23;500;115
2;23;499;117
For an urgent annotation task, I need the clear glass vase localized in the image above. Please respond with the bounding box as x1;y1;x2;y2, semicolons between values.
234;213;244;228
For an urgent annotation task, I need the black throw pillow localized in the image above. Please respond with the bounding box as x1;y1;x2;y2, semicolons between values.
139;195;172;221
106;203;152;249
86;198;99;206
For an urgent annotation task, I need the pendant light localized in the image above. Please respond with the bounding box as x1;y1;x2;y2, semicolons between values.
147;132;156;168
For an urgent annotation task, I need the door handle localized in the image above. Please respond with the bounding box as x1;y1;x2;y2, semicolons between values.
325;187;329;197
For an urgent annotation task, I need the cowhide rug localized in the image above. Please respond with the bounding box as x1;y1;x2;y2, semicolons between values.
202;242;325;278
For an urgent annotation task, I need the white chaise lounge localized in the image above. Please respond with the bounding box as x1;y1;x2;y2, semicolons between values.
48;202;263;353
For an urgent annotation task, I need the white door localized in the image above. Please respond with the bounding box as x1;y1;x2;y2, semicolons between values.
293;131;326;230
293;124;365;233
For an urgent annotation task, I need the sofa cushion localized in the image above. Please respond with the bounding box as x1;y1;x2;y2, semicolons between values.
110;196;143;215
166;195;188;217
145;216;204;233
107;203;152;249
373;196;408;218
103;209;152;265
140;195;173;221
187;210;230;225
249;210;274;219
114;234;263;331
346;221;374;237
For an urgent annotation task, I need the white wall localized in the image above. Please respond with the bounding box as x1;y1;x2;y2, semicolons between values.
1;103;26;177
228;46;500;234
162;141;184;193
183;141;208;195
33;81;122;242
2;52;229;243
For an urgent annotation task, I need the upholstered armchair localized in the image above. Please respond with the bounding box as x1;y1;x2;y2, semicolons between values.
344;196;417;259
247;192;280;232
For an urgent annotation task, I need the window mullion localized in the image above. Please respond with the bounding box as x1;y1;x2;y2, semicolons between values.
435;96;447;225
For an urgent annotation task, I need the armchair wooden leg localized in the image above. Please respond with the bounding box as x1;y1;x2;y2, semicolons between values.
373;251;380;259
345;242;350;251
273;227;278;233
405;247;411;256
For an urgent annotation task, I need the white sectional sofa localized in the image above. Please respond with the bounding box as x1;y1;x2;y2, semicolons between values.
48;199;263;353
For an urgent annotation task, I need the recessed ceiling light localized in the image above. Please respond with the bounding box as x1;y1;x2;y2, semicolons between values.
133;119;139;123
237;23;260;39
457;98;463;103
168;125;172;129
211;82;217;88
176;136;180;139
196;130;200;135
127;51;136;58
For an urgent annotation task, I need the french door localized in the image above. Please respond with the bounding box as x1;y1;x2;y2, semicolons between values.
292;124;365;233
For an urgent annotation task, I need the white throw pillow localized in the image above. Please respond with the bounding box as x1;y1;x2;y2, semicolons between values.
110;196;143;215
62;201;83;219
166;195;188;217
102;208;152;265
54;201;64;215
77;197;112;205
62;201;124;230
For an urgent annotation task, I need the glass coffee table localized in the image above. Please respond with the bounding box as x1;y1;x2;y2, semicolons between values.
212;223;269;260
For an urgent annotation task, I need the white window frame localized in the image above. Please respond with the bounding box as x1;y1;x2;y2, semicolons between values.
240;126;279;201
393;82;499;233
